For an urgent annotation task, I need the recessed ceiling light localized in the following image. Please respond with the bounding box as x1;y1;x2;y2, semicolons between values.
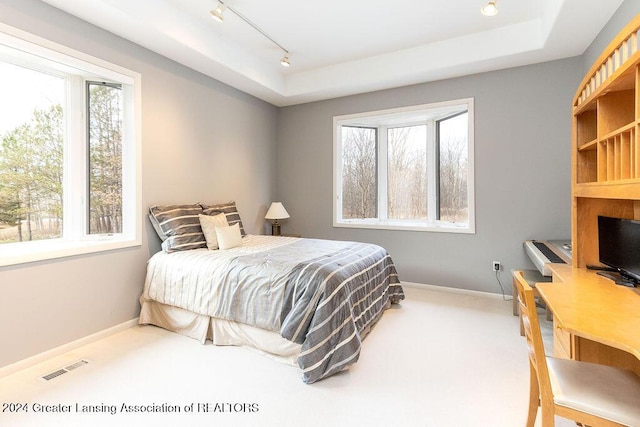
481;1;498;16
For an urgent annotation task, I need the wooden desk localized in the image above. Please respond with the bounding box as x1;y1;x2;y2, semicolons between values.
536;264;640;375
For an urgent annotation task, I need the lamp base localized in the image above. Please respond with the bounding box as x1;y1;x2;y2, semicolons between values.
271;223;281;236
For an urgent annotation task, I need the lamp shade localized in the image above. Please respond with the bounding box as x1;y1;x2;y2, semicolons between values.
265;202;290;220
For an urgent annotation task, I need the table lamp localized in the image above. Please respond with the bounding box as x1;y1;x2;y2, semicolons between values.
265;202;290;236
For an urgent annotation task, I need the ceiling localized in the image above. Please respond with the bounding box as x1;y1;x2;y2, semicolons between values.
40;0;624;106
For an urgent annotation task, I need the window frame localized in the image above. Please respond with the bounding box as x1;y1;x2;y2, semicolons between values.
333;98;475;233
435;110;470;222
0;23;142;267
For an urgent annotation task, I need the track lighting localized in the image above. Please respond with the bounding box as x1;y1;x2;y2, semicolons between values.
481;1;498;16
210;1;226;23
210;1;292;67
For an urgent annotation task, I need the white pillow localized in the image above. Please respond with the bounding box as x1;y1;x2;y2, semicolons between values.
199;213;228;250
215;223;243;250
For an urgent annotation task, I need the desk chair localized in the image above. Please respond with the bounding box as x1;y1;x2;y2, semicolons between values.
513;270;640;427
512;269;551;336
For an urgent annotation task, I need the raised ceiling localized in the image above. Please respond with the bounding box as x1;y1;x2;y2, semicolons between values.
40;0;623;106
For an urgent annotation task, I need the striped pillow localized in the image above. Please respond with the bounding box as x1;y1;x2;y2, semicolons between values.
148;204;206;252
200;201;246;236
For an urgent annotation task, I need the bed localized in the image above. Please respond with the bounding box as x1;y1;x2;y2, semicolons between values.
140;202;404;384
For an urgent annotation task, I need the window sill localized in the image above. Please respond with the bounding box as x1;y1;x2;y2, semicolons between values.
334;219;475;234
0;237;141;267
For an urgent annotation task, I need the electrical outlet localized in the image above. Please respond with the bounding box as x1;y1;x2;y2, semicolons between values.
492;261;501;272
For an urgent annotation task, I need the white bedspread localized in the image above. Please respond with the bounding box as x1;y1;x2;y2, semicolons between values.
142;235;350;331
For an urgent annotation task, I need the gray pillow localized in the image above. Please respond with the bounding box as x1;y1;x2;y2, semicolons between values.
200;201;246;236
148;204;206;252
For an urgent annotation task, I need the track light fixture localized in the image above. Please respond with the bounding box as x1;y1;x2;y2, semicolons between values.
480;1;498;16
280;53;291;67
210;1;292;67
210;2;226;22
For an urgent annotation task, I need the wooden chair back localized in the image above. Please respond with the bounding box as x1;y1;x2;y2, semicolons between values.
513;270;554;424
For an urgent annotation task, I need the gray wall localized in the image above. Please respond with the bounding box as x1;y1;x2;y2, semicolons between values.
0;0;278;369
276;58;581;293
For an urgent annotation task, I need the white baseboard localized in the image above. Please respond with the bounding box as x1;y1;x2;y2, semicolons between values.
401;281;508;300
0;318;139;379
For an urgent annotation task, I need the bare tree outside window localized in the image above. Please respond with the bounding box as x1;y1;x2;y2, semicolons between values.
388;125;427;219
438;112;468;223
88;83;123;234
341;126;377;219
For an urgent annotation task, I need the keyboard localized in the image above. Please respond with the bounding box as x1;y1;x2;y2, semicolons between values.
524;240;572;276
532;241;566;264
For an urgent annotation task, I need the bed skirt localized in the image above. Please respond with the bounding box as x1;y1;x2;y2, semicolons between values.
139;300;302;366
138;298;391;371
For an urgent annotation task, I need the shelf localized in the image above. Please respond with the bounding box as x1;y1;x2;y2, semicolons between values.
574;180;640;199
578;139;598;151
597;126;636;182
574;44;640;114
599;121;635;140
575;67;636;115
597;90;635;136
576;109;597;147
605;61;637;92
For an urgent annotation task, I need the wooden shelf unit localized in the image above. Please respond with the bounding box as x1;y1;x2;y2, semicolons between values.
572;14;640;269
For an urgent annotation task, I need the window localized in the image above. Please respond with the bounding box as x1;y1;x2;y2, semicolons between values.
0;25;141;266
333;99;474;233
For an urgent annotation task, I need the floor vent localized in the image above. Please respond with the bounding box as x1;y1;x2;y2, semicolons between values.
40;359;89;381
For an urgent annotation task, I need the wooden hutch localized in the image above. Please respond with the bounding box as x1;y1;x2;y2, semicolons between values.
573;15;640;267
539;14;640;374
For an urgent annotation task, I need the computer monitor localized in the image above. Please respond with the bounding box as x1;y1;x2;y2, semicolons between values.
598;215;640;283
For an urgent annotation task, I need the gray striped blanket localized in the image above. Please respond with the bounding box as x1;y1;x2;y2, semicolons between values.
141;235;404;383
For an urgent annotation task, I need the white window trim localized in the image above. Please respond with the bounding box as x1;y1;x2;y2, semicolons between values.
333;98;475;234
0;23;142;267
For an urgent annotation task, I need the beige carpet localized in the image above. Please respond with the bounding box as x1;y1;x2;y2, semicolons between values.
0;286;574;426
